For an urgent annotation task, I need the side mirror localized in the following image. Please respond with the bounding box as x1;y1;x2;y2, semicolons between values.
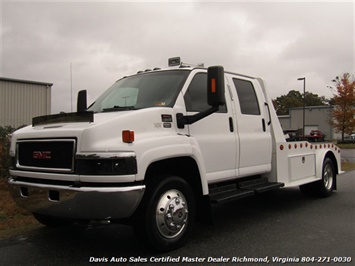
176;66;226;129
77;90;87;112
207;66;225;106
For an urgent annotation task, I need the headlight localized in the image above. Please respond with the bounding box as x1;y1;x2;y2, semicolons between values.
76;153;137;175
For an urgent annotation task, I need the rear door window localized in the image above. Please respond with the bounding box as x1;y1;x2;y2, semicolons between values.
232;78;260;115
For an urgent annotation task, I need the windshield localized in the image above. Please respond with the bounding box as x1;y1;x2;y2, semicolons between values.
88;70;190;113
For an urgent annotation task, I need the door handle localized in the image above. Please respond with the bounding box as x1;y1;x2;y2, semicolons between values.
264;102;271;125
262;118;266;132
229;117;234;132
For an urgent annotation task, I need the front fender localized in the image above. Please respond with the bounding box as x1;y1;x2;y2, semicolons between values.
136;134;209;195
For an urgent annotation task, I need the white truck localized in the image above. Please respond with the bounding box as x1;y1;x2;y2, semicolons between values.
8;58;342;251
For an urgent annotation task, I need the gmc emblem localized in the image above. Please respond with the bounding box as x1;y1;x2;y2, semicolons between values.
33;151;52;160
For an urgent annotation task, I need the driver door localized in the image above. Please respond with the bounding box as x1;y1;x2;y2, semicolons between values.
183;71;237;183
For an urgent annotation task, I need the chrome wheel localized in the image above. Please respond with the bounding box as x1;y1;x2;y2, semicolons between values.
299;157;335;197
134;176;195;251
156;189;188;239
323;163;334;191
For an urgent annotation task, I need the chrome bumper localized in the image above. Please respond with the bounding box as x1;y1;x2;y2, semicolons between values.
8;177;145;220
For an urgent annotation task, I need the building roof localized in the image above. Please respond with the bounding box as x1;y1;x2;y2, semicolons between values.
289;105;334;111
0;77;53;87
278;115;290;118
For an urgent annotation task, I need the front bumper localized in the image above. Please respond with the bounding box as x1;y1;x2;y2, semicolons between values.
8;177;145;220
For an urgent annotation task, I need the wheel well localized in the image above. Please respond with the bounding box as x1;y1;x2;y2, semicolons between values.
145;157;202;195
325;151;338;190
325;151;338;174
144;157;212;224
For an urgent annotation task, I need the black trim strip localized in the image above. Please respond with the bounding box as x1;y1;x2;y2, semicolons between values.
14;176;143;188
33;112;94;126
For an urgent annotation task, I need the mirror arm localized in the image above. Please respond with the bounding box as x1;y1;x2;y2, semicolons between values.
176;106;219;129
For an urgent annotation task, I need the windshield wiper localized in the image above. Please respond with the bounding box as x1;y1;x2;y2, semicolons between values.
102;105;137;112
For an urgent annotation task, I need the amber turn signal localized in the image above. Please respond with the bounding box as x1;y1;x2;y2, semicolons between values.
122;130;134;143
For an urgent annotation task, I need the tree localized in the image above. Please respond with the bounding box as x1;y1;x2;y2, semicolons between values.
329;73;355;142
0;126;15;178
273;90;328;115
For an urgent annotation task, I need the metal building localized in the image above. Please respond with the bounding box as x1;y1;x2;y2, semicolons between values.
0;77;52;128
278;105;340;141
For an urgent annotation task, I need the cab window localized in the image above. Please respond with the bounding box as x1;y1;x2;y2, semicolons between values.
233;78;260;115
184;73;227;113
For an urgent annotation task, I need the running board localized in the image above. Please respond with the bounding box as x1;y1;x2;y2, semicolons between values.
238;177;284;193
209;177;284;204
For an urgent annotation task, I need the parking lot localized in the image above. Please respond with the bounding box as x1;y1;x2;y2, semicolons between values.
1;170;354;266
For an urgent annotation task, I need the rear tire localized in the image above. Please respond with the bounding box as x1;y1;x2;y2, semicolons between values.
299;157;335;197
133;176;195;252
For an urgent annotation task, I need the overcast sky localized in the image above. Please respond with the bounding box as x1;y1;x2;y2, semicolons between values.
1;0;354;113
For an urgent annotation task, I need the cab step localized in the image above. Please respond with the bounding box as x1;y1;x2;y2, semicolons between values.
209;177;284;204
238;177;285;193
209;184;254;203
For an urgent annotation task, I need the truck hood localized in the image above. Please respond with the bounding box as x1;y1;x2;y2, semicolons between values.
10;108;177;154
12;111;124;139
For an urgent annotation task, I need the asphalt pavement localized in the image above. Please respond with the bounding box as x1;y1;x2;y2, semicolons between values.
1;170;354;266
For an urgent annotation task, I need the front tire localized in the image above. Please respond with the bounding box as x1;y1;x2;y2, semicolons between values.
300;157;335;197
134;176;196;252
